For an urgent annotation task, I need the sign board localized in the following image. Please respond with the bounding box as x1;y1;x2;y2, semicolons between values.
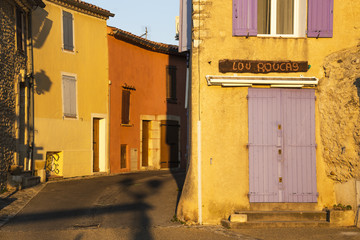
219;60;308;73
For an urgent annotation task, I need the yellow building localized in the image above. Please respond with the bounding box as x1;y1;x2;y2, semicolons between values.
32;0;113;179
178;0;360;225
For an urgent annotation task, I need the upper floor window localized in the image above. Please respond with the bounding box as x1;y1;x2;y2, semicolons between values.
62;10;74;51
16;8;26;52
166;66;177;103
233;0;333;38
121;90;130;125
62;74;77;118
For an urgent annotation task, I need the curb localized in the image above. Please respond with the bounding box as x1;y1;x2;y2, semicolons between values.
0;183;47;228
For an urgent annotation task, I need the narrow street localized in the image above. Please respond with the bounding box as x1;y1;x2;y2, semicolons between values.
0;171;250;240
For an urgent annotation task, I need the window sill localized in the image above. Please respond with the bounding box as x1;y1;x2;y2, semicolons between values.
121;124;133;127
166;98;178;104
63;115;78;120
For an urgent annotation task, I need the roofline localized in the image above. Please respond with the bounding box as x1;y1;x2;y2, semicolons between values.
47;0;114;19
109;27;186;57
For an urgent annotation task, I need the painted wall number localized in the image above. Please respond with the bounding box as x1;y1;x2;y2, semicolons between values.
279;177;283;183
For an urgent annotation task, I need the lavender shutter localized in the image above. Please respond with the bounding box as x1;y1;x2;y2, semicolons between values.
248;89;281;202
282;89;317;203
308;0;333;38
233;0;257;36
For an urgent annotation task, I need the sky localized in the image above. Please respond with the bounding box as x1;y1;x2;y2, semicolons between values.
84;0;180;45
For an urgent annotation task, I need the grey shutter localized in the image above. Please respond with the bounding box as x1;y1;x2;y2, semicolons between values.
63;75;76;117
63;11;74;51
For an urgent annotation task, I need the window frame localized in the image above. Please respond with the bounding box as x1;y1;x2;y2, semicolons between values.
61;73;78;119
257;0;306;38
61;10;75;52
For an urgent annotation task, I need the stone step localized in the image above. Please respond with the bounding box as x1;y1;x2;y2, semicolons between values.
221;219;331;229
22;176;40;189
234;211;328;222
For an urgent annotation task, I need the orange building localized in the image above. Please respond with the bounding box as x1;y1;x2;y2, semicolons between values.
107;27;188;173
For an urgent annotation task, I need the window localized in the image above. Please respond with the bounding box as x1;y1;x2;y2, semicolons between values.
62;10;74;51
258;0;295;35
121;144;127;169
233;0;333;38
166;66;177;102
16;8;26;51
62;75;77;118
121;90;130;124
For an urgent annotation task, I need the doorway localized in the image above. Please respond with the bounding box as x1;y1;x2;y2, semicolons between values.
93;118;106;172
160;120;180;168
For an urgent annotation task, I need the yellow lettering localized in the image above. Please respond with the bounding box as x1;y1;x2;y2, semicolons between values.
286;63;292;71
233;62;237;71
245;63;251;71
280;63;286;71
238;62;244;71
273;63;280;71
293;63;299;71
257;63;265;72
265;63;272;72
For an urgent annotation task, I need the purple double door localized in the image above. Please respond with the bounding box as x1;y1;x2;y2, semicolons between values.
248;88;317;203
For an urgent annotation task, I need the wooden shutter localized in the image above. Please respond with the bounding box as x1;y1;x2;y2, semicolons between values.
166;66;177;100
63;11;74;50
62;75;76;117
307;0;333;38
121;144;127;168
122;90;130;124
233;0;257;36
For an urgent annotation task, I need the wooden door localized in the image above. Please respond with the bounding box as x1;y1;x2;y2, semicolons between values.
142;120;150;167
248;88;317;203
282;89;317;202
160;120;180;168
93;118;100;172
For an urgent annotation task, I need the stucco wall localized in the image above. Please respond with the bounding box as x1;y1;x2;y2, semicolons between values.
177;0;360;224
32;1;109;178
108;32;188;173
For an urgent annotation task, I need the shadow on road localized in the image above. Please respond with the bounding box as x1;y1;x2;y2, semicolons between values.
2;171;186;240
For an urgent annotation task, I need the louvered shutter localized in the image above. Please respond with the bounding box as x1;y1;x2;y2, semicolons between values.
307;0;333;38
122;90;130;124
233;0;257;36
62;75;77;117
63;11;74;50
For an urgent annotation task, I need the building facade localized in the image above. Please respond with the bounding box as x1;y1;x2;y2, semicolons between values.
32;0;113;179
0;0;45;190
108;27;188;173
177;0;360;224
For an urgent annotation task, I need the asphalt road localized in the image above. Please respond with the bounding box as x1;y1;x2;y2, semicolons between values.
0;170;251;240
1;170;360;240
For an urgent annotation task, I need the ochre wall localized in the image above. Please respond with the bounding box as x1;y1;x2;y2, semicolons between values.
32;1;109;178
177;0;360;224
108;30;187;173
